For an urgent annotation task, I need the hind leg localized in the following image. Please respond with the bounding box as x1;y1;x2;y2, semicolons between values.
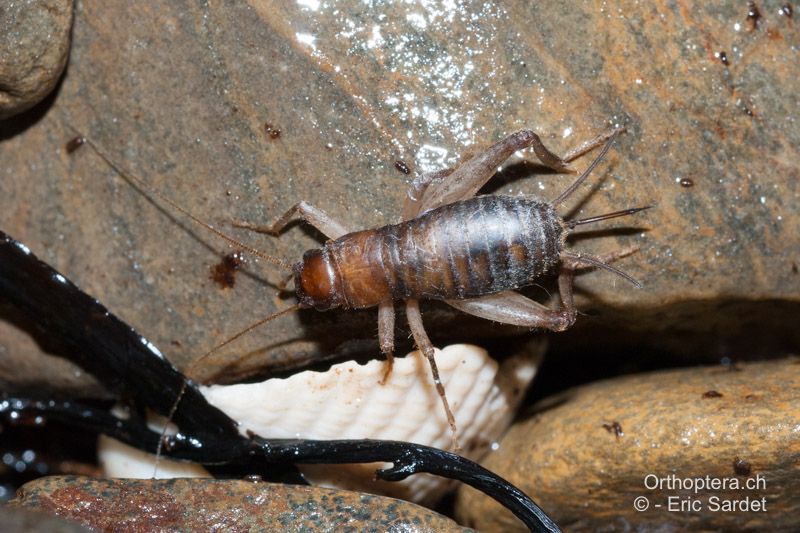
556;247;640;320
561;127;624;162
403;128;624;219
402;168;453;221
560;247;641;288
408;130;575;217
446;290;575;332
449;247;639;332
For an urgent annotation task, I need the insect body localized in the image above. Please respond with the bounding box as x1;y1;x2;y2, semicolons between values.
296;195;565;309
227;126;647;444
77;125;648;447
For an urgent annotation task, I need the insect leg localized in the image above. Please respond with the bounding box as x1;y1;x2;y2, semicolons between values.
562;247;638;268
377;300;395;384
556;268;578;327
417;129;580;214
557;247;640;320
401;168;454;220
233;201;349;240
446;291;574;332
552;128;622;207
560;247;641;287
405;299;459;450
561;126;625;163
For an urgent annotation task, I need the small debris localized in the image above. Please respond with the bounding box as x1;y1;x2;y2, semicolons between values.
210;252;245;289
602;421;623;439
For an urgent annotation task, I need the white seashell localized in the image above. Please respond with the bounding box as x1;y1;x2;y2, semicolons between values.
100;342;542;504
98;408;209;479
203;343;541;503
98;434;209;479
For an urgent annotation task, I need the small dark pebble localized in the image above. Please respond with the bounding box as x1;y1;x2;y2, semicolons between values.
747;2;762;31
210;252;244;289
733;457;752;476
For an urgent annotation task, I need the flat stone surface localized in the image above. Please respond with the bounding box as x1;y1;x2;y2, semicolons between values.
0;1;797;390
0;505;91;533
455;358;800;531
0;0;73;119
11;476;472;532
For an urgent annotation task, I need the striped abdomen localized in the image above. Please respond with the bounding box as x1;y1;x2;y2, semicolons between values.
380;195;565;300
304;195;565;310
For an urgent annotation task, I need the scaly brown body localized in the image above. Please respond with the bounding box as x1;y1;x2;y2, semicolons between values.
296;196;565;310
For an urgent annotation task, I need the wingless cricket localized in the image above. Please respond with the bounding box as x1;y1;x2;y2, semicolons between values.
75;125;649;444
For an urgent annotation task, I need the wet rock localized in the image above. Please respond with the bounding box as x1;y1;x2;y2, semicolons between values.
455;358;800;531
10;476;472;532
0;0;73;119
0;505;91;533
0;1;797;390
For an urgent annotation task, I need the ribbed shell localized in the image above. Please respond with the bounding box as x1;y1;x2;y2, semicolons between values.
99;343;543;504
201;343;541;504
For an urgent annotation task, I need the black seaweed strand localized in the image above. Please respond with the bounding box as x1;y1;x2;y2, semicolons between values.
0;230;559;532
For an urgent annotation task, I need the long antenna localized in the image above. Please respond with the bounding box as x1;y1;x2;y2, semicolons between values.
153;302;302;474
567;205;653;229
553;128;621;206
187;303;301;374
69;126;292;270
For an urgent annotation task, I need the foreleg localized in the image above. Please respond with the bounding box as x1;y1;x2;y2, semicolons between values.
233;201;349;240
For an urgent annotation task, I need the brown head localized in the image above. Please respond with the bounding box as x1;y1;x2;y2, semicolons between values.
294;248;345;311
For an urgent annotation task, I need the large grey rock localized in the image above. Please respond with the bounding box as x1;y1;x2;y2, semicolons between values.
0;0;73;119
0;1;797;390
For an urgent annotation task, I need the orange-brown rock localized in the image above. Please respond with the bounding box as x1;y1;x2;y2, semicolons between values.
456;358;800;531
11;476;472;532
